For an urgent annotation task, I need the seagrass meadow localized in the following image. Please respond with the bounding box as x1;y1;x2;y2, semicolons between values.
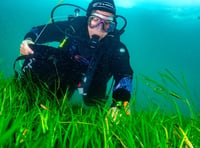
1;0;200;147
0;70;199;147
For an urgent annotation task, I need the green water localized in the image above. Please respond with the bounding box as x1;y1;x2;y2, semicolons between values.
0;0;200;114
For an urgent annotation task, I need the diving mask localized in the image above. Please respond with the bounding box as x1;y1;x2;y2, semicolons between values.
88;12;116;33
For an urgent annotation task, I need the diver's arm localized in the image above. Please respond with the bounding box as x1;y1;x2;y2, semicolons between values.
23;16;87;43
111;43;133;103
20;21;69;55
24;21;68;43
108;43;133;117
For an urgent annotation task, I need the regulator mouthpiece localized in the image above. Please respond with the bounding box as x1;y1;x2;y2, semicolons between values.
89;35;100;49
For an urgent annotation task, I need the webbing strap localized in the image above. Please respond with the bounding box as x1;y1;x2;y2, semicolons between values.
13;55;32;78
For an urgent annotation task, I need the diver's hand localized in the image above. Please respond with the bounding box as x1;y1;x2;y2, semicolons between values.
107;106;122;124
20;39;34;55
107;101;130;124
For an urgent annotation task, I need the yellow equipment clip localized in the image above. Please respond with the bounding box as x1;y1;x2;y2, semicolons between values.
59;38;68;48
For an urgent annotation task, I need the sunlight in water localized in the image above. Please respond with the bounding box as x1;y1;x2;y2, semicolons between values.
115;0;136;8
125;0;200;6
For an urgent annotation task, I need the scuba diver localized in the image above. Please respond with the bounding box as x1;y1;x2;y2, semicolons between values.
18;0;133;114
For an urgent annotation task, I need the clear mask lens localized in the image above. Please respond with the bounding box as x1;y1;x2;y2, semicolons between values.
88;13;116;33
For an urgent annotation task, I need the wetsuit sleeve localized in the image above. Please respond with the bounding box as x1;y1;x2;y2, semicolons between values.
111;43;133;102
24;21;69;43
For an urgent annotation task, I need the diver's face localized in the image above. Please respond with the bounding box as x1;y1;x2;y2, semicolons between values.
88;10;115;40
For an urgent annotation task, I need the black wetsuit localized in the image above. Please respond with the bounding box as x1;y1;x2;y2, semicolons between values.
23;16;133;105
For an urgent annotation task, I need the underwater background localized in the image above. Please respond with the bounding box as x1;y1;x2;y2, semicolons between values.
0;0;200;115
